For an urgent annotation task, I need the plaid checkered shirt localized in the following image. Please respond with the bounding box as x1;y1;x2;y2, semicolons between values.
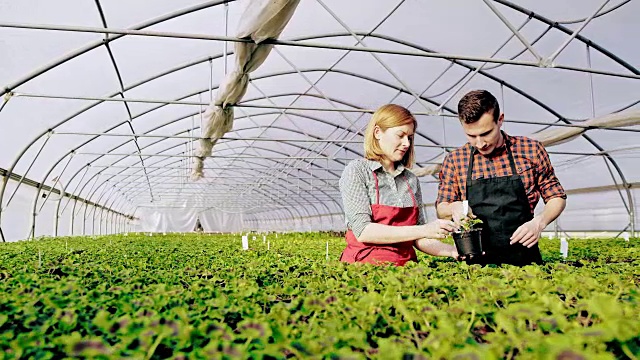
436;133;566;214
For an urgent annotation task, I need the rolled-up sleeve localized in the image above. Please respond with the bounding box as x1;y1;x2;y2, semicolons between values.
339;162;372;238
535;141;567;202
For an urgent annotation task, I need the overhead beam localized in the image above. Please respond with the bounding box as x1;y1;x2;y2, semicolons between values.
1;21;638;79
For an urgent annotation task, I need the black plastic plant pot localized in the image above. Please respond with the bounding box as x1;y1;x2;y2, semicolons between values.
452;228;483;257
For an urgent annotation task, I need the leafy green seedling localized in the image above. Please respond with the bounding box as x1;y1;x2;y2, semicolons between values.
458;217;483;232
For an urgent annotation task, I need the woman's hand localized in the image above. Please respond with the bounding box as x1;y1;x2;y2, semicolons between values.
423;219;455;239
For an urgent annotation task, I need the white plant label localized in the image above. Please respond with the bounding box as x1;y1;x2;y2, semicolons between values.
242;235;249;250
326;241;329;260
560;237;568;258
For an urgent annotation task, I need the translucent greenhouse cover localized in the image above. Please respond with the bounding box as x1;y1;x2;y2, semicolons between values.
0;0;638;242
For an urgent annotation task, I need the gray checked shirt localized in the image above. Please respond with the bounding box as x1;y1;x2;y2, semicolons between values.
339;159;427;238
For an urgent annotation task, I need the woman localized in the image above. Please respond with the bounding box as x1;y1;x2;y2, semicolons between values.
339;104;459;266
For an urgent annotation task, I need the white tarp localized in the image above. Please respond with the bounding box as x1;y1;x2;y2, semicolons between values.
531;110;640;146
136;205;244;233
193;0;301;179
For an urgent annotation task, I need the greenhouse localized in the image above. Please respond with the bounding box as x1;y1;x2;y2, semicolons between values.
1;0;638;358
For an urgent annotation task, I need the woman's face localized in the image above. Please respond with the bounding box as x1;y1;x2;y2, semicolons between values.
375;123;414;164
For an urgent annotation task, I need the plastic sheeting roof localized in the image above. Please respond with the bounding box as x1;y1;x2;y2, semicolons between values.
1;0;639;241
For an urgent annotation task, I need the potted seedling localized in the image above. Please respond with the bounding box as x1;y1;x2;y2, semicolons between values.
452;217;484;258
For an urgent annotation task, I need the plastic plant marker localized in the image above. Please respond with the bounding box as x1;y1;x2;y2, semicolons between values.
560;237;568;258
242;235;249;250
326;241;329;260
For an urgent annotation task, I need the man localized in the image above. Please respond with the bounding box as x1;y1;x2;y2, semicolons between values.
436;90;566;266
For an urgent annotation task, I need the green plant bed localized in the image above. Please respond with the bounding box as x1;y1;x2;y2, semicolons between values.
0;233;638;359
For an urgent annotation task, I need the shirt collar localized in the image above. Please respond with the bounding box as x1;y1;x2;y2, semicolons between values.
366;159;406;177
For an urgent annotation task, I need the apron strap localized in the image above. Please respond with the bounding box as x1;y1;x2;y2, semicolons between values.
465;148;476;200
403;175;417;207
372;170;417;207
465;131;519;198
372;171;381;205
504;136;519;175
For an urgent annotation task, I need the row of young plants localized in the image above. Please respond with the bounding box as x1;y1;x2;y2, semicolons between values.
0;233;638;359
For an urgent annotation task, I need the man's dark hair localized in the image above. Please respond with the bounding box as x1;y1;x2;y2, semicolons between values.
458;90;500;124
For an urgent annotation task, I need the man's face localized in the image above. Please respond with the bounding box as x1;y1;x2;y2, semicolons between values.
461;112;504;155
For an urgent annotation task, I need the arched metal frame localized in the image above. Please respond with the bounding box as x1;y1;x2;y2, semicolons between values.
1;0;638;240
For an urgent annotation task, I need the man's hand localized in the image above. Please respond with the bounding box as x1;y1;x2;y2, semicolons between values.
450;248;485;261
450;201;475;227
510;217;545;248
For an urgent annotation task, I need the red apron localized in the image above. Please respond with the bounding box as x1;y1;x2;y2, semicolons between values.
340;171;419;266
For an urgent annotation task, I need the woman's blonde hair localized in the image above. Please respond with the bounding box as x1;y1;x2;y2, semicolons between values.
364;104;417;168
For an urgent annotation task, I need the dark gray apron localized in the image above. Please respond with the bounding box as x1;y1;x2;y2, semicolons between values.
466;136;543;266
